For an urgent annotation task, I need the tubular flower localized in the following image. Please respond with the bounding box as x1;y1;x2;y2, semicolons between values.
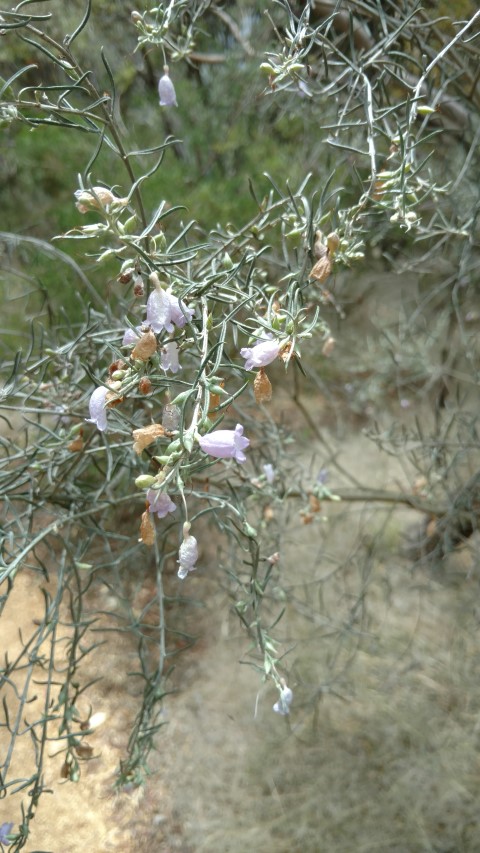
240;338;281;371
198;423;250;463
86;386;108;432
273;684;293;716
160;341;181;373
158;66;177;107
146;286;193;334
146;489;176;518
177;522;198;579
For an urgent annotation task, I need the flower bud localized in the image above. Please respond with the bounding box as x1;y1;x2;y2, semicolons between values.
135;474;157;489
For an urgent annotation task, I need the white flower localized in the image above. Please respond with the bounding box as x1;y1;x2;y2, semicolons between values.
263;463;275;484
177;522;198;579
240;338;281;371
273;684;293;715
86;386;108;431
158;66;177;107
160;341;181;373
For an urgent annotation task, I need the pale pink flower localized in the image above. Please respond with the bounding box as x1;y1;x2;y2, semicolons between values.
198;423;250;463
160;341;181;373
146;287;192;334
158;68;177;107
86;386;108;431
122;326;142;345
146;490;176;519
240;338;280;371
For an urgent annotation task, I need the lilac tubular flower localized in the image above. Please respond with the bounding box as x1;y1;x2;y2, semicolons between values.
161;341;181;374
122;326;142;345
86;386;108;432
168;291;193;328
146;489;176;519
146;287;193;334
198;423;250;463
158;68;177;107
178;523;198;579
273;685;293;716
0;822;13;846
147;286;173;333
240;338;281;371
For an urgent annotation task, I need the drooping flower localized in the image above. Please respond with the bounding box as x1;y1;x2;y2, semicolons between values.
160;341;181;373
146;489;176;518
86;386;108;432
158;66;177;107
263;463;275;484
146;286;192;334
122;326;143;346
177;522;198;579
167;291;192;328
273;684;293;716
0;822;13;846
198;423;250;463
240;338;281;371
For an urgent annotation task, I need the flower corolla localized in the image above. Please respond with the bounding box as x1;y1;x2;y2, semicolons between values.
0;822;13;846
177;522;198;579
273;684;293;716
160;341;181;373
158;68;177;107
263;463;275;484
240;338;281;371
146;287;193;334
122;326;143;346
198;423;250;463
146;489;176;519
86;386;108;432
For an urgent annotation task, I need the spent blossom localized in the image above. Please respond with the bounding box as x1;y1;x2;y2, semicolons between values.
146;490;176;518
177;522;198;579
240;338;281;371
198;423;250;463
74;187;128;213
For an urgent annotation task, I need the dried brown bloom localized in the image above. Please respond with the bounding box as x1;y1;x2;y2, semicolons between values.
326;232;340;255
279;342;295;364
301;512;314;525
105;389;124;408
138;377;152;395
132;329;157;361
254;368;272;403
108;359;126;377
75;742;94;759
139;510;155;546
118;268;134;284
322;336;336;357
67;435;84;453
133;275;144;297
208;380;224;419
263;505;275;522
310;253;332;283
309;493;321;513
132;423;166;454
